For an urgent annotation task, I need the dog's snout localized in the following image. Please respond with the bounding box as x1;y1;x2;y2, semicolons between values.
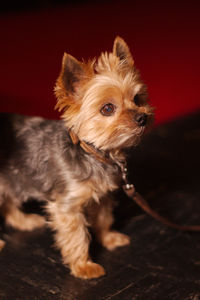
134;113;147;126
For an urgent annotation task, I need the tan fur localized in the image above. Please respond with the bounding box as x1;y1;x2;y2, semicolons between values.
86;196;130;250
52;37;153;278
55;37;154;151
1;200;45;231
0;37;154;279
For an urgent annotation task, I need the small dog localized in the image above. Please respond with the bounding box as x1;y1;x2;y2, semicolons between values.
0;37;154;279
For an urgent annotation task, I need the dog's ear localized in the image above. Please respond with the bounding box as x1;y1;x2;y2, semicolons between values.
59;53;85;94
54;53;86;112
113;36;134;66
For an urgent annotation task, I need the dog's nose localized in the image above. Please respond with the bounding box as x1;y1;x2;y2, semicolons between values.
134;113;147;126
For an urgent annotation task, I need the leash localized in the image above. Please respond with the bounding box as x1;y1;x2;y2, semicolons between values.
121;162;200;232
69;129;200;232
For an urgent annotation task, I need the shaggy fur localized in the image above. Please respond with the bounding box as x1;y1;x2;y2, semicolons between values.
0;37;154;279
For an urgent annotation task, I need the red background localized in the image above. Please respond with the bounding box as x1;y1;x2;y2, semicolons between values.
0;0;200;124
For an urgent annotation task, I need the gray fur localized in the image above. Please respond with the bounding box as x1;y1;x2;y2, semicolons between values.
0;113;120;206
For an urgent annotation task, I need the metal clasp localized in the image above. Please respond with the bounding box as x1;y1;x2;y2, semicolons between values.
120;162;134;190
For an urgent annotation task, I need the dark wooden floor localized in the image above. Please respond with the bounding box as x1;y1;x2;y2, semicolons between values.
0;111;200;300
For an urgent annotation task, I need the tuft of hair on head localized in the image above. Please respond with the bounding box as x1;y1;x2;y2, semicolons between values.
95;36;135;75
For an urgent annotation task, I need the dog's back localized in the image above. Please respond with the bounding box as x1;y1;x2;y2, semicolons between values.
0;113;64;203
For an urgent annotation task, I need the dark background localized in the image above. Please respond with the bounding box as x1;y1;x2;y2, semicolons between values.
0;2;200;299
0;0;200;123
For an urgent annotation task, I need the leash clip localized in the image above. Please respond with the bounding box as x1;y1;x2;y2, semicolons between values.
123;183;134;190
120;161;136;195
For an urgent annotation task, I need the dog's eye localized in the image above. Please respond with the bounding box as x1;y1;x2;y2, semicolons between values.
100;103;115;116
133;94;141;106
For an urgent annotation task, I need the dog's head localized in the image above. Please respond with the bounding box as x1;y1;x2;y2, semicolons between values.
55;37;154;151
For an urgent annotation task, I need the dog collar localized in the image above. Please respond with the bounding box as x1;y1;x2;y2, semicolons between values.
68;129;133;190
68;129;115;165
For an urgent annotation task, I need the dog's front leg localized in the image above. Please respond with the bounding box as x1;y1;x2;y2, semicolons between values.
46;201;105;279
87;196;130;251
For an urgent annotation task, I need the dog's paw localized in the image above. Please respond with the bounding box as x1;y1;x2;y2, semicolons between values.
21;214;46;231
8;213;46;231
71;261;106;279
6;208;46;231
102;231;130;251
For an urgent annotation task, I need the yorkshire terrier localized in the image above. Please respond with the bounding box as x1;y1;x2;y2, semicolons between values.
0;37;154;279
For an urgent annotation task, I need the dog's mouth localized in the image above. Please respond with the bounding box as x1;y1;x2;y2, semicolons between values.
138;125;146;135
129;125;147;145
131;126;145;145
114;126;145;149
96;123;149;151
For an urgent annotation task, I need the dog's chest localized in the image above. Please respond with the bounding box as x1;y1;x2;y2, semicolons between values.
62;142;122;202
86;163;120;200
